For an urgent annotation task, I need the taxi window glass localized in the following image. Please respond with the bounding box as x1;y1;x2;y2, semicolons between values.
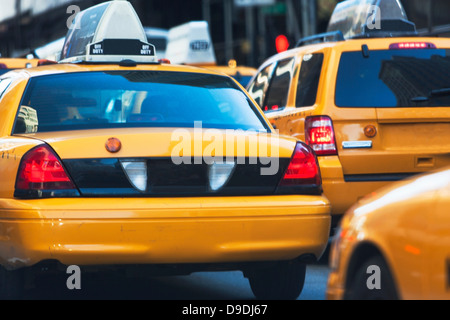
0;79;12;99
247;63;275;107
234;75;253;88
336;49;450;107
264;58;296;112
296;53;324;107
16;71;269;134
0;70;11;76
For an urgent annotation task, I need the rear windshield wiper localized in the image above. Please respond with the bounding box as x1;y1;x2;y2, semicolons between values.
430;87;450;97
411;87;450;103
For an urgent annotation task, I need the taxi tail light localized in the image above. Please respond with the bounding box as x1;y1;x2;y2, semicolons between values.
15;145;78;197
279;143;322;188
305;116;338;156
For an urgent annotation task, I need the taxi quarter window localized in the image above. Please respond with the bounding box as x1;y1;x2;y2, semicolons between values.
336;48;450;108
296;53;324;108
0;79;12;100
247;63;275;108
263;58;296;112
14;71;269;134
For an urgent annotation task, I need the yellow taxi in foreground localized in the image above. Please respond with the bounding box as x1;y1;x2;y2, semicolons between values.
247;0;450;226
0;1;330;300
327;167;450;300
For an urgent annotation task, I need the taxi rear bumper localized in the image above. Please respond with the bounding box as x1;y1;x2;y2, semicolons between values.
0;196;330;271
319;156;395;218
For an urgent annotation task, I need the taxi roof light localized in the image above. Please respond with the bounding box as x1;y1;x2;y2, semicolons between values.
60;1;157;64
326;0;417;41
165;21;217;66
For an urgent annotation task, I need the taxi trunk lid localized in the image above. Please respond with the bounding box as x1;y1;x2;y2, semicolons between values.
335;108;450;180
375;107;450;172
27;128;297;197
334;44;450;180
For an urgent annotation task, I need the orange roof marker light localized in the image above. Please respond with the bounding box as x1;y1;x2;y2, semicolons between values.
60;1;158;64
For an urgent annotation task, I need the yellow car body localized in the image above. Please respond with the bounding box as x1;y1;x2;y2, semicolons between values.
247;37;450;224
0;59;39;76
326;167;450;300
0;62;330;299
0;58;39;69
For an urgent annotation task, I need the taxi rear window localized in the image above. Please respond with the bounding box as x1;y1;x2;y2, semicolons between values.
336;48;450;108
15;71;269;134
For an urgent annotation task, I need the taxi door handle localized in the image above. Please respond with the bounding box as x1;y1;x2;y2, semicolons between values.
415;156;435;168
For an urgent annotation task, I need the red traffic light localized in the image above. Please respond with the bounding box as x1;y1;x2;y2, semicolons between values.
275;35;290;53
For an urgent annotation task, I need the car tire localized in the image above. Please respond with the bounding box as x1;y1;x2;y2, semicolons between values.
247;261;306;300
345;255;398;300
0;266;25;300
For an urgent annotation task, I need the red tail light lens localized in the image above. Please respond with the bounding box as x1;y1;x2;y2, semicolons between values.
305;116;338;156
15;145;78;198
280;143;321;187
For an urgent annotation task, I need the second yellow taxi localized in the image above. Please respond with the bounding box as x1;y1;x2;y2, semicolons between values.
327;166;450;300
247;0;450;226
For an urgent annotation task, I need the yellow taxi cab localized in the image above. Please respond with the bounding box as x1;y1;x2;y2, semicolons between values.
0;58;39;76
164;21;257;88
0;1;330;300
326;166;450;300
246;0;450;226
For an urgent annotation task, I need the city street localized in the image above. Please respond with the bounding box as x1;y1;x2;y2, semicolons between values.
1;0;448;302
23;263;330;300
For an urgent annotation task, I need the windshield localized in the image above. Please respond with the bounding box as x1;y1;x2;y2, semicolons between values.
336;48;450;107
15;71;268;134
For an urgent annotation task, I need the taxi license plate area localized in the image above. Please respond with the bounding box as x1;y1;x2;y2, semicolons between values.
63;158;289;197
380;123;450;151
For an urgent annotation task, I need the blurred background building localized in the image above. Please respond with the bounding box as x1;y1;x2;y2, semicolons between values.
0;0;449;67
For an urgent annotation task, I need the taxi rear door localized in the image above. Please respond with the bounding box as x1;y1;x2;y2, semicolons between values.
334;42;450;181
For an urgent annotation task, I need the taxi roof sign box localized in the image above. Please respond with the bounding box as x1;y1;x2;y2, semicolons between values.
60;1;157;64
327;0;417;40
165;21;217;66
